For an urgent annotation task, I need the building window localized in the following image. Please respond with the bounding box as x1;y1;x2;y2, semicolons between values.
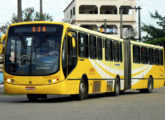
89;35;97;59
70;10;72;19
78;33;88;58
119;6;133;14
100;6;117;14
73;7;75;15
79;5;98;14
100;25;118;34
97;37;102;60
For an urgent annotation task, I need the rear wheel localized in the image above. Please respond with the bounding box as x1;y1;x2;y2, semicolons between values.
79;78;88;100
140;77;153;93
113;77;120;96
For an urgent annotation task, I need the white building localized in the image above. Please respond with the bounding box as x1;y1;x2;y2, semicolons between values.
64;0;137;38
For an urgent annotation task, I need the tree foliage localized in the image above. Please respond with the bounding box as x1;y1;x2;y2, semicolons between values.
0;7;53;34
142;11;165;46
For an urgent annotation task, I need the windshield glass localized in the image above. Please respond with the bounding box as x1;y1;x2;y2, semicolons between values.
5;35;61;75
5;35;62;76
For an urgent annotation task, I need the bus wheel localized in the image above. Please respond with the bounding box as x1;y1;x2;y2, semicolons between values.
140;77;153;93
79;78;88;100
113;77;120;96
27;94;38;102
147;77;153;93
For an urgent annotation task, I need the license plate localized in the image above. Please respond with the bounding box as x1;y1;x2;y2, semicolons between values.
25;87;36;90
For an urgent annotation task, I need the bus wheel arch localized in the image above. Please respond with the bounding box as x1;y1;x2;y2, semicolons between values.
78;74;89;100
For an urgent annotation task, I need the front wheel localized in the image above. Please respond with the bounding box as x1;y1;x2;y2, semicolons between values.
79;78;88;100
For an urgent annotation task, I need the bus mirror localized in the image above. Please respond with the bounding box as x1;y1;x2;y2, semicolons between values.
72;38;76;48
0;44;3;54
1;34;6;43
67;32;76;48
0;34;6;54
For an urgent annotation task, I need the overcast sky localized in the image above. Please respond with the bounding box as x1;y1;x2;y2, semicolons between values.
0;0;165;28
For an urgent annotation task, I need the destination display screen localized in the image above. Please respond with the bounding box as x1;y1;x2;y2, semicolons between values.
8;24;63;35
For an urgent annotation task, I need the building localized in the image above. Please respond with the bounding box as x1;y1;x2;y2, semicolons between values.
64;0;137;38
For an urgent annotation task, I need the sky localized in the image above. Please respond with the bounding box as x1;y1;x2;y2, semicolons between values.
0;0;165;33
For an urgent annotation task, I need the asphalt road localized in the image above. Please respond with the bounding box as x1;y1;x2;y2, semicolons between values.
0;87;165;120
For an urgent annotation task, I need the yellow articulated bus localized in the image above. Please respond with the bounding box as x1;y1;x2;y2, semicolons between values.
0;21;164;101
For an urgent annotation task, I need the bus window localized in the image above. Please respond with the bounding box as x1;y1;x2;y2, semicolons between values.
97;37;102;60
133;45;140;63
119;42;122;62
62;37;67;78
105;39;111;61
148;48;154;65
89;35;97;59
78;33;88;58
154;49;159;65
141;47;148;64
110;40;113;61
68;31;77;75
159;50;163;65
113;41;119;62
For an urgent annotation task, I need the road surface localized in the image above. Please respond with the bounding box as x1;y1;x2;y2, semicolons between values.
0;87;165;120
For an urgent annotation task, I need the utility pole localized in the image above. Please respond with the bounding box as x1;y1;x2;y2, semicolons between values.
40;0;43;20
104;19;107;34
17;0;22;22
137;6;142;41
120;8;123;39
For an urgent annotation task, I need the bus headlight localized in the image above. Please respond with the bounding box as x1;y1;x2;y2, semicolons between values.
52;79;57;83
7;79;11;83
6;79;14;84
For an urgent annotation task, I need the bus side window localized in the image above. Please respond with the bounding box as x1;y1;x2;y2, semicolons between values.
159;50;163;65
133;45;140;63
148;48;154;65
68;31;77;75
105;39;110;61
97;37;102;60
141;47;148;64
78;33;88;58
62;37;67;78
154;49;159;65
114;41;119;62
89;35;97;59
119;42;122;62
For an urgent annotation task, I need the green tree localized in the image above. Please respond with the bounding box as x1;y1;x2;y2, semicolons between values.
142;11;165;46
0;7;53;34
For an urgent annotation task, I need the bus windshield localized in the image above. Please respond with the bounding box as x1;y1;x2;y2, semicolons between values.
5;24;63;76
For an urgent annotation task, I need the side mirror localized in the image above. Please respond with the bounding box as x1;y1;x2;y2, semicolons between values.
1;34;6;43
0;34;6;54
67;32;76;48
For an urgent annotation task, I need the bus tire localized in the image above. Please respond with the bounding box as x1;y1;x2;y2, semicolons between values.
147;77;153;93
79;78;88;100
113;77;120;96
140;77;153;93
27;94;38;102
